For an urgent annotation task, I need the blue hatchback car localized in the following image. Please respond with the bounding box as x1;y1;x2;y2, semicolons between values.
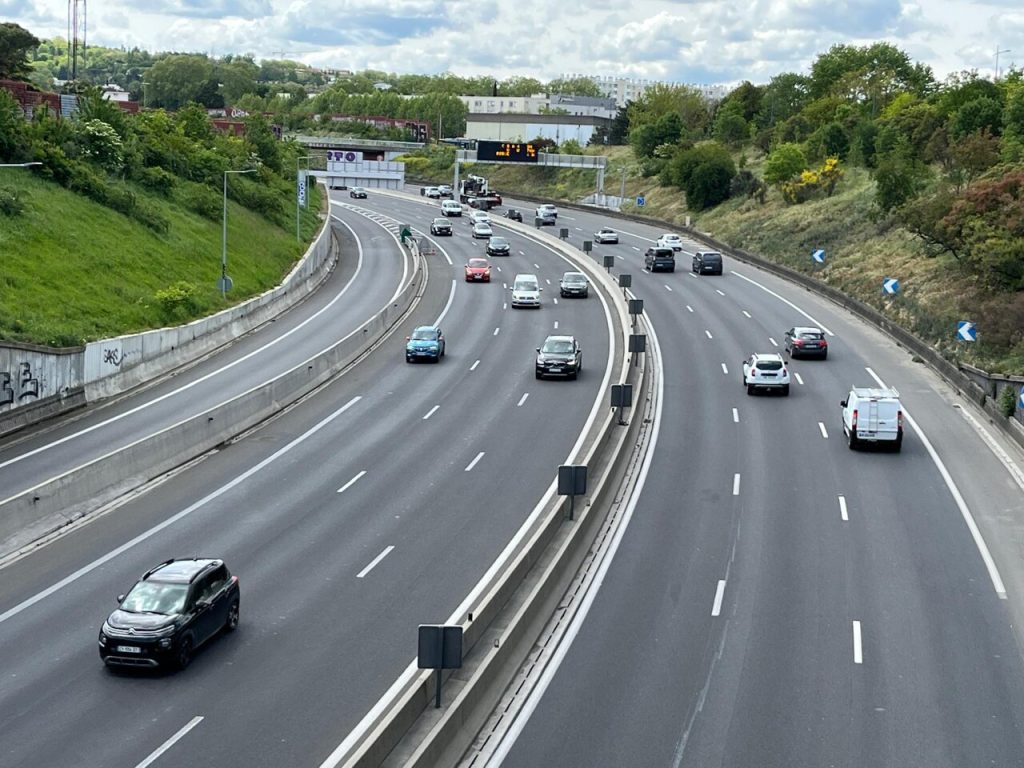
406;326;445;363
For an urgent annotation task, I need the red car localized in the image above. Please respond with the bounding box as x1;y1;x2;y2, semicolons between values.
465;257;492;282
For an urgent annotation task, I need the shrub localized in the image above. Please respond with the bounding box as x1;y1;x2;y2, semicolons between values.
132;202;170;234
999;384;1018;418
134;166;177;196
155;281;199;320
666;142;736;210
179;183;222;221
780;157;845;204
0;186;25;216
764;143;807;186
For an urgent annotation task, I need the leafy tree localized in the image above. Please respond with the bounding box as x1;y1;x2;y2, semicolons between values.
763;143;807;186
546;76;602;97
666;142;735;210
712;102;749;146
934;71;1002;117
146;54;215;110
948;130;1001;190
244;114;281;172
560;138;583;155
721;81;763;122
629;83;711;142
630;112;683;158
873;135;930;212
756;73;812;128
0;23;41;80
952;96;1003;138
216;56;259;104
809;42;933;105
500;76;544;97
0;88;30;162
820;122;850;159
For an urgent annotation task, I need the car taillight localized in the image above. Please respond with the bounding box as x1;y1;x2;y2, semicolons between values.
897;410;903;429
794;339;804;346
750;368;757;375
851;409;858;430
820;339;828;347
782;367;788;375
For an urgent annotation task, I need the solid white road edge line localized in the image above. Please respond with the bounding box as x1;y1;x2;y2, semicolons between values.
134;716;204;768
0;397;363;625
422;405;440;420
818;422;828;439
711;580;726;617
838;495;849;521
0;220;368;474
432;279;457;327
953;404;1024;492
465;451;485;472
337;470;367;494
866;367;1007;598
356;546;395;579
730;270;835;336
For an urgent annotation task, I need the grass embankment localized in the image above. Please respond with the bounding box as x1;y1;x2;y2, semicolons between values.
465;148;1021;374
0;173;323;347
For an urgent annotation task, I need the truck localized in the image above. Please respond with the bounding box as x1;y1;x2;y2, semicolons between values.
459;175;503;210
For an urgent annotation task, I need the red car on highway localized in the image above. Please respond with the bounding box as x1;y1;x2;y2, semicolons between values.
465;257;492;282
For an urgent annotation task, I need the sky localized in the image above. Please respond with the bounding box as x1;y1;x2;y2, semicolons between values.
6;0;1023;87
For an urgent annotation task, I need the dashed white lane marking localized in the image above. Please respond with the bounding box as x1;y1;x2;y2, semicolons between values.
465;452;485;472
705;330;713;339
134;716;204;768
866;367;1006;598
733;473;741;495
503;302;507;310
721;363;728;375
493;327;500;336
546;278;551;285
853;621;863;664
838;495;849;521
631;245;641;251
686;305;694;313
337;471;367;494
665;285;673;292
687;272;697;279
517;393;529;407
575;226;584;231
732;408;739;423
423;405;440;420
617;254;625;260
553;298;559;305
715;289;725;296
742;310;752;318
470;360;480;371
503;282;508;289
731;271;835;335
518;251;525;256
554;321;559;329
534;263;541;269
769;337;779;347
819;422;828;439
356;546;395;579
711;580;726;617
795;372;805;385
495;265;502;272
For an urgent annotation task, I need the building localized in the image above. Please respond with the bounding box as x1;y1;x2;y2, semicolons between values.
464;113;610;146
563;74;729;108
457;93;617;120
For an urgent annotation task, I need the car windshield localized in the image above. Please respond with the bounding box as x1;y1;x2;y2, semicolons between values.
468;259;488;267
563;274;586;284
121;580;188;615
757;359;783;370
798;331;823;340
411;329;437;341
434;218;448;224
652;248;673;257
702;253;722;261
514;279;538;291
542;340;574;354
490;237;508;246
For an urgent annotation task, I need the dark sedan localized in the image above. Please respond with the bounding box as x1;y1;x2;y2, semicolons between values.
784;326;829;359
486;236;511;256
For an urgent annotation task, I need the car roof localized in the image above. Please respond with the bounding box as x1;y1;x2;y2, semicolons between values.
145;558;222;583
751;352;784;362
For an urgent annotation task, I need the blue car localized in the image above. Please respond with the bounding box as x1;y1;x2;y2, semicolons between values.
405;326;446;363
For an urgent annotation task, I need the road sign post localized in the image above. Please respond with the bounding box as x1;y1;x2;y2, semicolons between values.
883;277;900;296
957;321;977;342
611;383;633;426
558;464;588;521
811;248;826;265
418;624;463;708
629;333;646;366
603;254;615;272
636;196;646;207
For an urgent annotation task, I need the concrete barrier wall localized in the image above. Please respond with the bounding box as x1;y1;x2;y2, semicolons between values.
0;239;425;555
0;184;335;436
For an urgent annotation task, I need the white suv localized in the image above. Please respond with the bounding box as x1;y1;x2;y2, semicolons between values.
840;387;903;451
537;203;558;219
741;353;790;395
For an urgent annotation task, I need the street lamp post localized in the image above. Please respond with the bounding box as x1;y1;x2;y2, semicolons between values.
296;155;312;242
0;162;42;168
221;168;258;299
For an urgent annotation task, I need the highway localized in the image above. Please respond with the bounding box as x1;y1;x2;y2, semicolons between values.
476;200;1024;767
0;193;616;767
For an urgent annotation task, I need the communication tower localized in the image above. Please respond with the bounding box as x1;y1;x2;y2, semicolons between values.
67;0;87;80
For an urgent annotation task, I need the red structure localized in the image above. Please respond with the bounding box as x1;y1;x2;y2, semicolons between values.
1;79;61;117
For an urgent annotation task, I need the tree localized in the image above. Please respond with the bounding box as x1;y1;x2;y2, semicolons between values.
712;102;749;147
0;88;29;162
809;42;933;104
720;81;763;122
763;143;807;186
630;83;711;142
0;23;40;80
146;54;215;110
546;76;602;97
756;72;812;128
873;135;930;212
630;112;683;158
948;130;1001;190
952;96;1003;138
666;142;736;210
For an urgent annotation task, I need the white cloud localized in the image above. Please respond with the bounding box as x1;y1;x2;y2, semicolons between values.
7;0;1022;85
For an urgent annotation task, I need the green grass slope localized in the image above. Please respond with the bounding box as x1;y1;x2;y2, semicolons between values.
0;174;322;347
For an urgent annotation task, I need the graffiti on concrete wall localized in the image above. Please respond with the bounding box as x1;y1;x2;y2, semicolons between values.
0;361;45;408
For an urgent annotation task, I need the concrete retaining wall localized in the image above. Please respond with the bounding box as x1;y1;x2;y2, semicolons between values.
0;184;335;437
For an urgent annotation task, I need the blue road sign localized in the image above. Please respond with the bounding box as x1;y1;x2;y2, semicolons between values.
883;277;900;295
812;248;826;264
957;321;977;342
636;196;646;207
1019;386;1024;411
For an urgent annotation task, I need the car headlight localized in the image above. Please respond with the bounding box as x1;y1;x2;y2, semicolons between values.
98;632;107;646
159;638;173;649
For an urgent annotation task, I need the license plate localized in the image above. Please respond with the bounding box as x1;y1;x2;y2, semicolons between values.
116;645;141;654
549;367;563;372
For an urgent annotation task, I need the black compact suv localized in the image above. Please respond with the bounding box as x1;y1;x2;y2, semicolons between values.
692;250;723;275
644;247;676;272
99;558;240;670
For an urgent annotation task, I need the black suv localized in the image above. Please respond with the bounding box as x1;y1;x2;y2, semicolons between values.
536;335;582;380
644;247;676;272
504;208;523;222
99;558;240;670
430;217;453;236
692;250;723;275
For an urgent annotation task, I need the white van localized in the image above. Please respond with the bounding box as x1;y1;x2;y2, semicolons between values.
840;387;903;452
510;274;542;308
441;200;463;217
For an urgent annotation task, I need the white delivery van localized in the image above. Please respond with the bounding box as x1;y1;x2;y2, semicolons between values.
840;387;904;452
510;274;542;308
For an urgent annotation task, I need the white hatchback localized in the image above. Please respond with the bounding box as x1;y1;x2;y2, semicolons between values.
741;353;790;395
657;233;684;251
469;210;491;225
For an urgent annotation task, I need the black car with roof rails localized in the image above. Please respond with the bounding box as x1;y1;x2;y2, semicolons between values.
99;558;240;670
644;247;676;272
692;250;723;275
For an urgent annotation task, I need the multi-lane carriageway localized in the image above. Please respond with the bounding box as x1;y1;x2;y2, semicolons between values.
2;187;1024;768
